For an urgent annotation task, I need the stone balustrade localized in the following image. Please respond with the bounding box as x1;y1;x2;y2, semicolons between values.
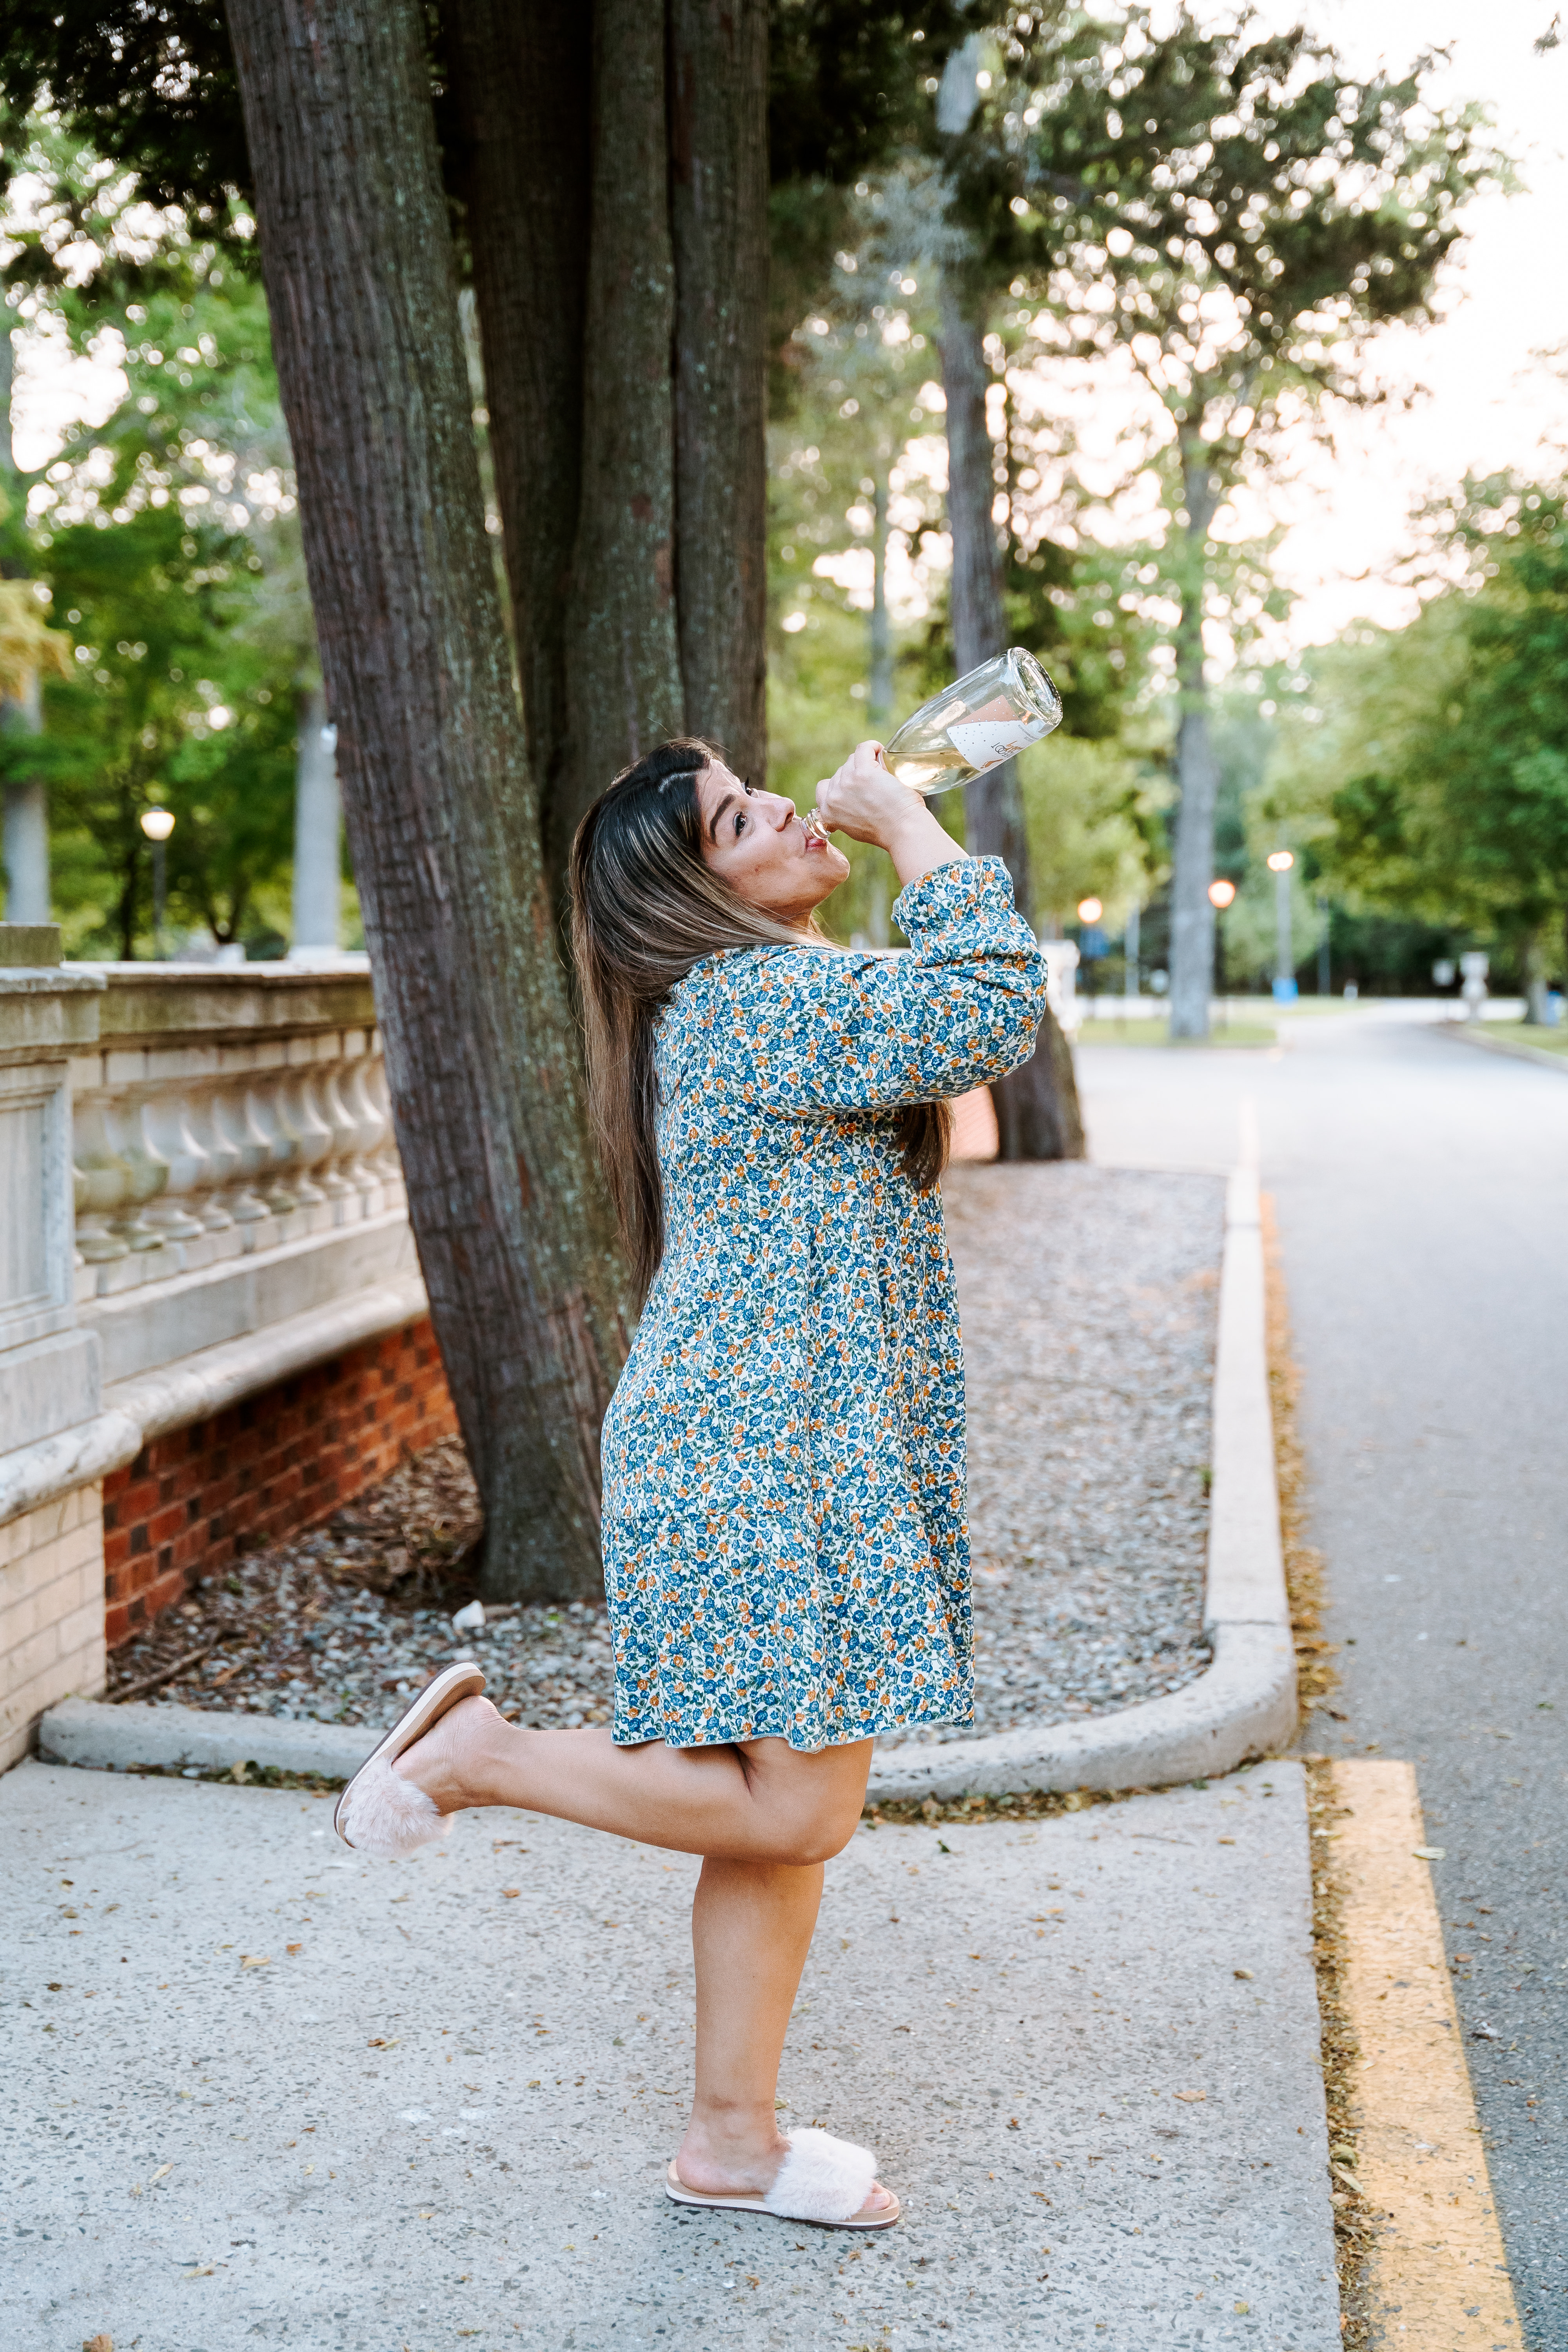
70;964;404;1302
0;929;436;1769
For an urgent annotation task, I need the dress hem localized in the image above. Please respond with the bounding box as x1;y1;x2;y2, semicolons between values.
610;1706;976;1756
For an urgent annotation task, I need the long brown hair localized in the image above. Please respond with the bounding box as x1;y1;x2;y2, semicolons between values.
570;739;950;1301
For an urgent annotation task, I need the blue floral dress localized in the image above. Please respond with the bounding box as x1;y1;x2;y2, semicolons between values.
600;855;1050;1751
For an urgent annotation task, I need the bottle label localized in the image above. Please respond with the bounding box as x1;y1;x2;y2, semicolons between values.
946;717;1049;769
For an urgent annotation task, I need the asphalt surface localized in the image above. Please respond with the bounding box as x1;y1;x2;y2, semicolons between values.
5;1758;1335;2351
1082;1013;1568;2352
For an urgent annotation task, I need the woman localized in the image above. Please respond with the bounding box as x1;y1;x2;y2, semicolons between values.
335;737;1049;2230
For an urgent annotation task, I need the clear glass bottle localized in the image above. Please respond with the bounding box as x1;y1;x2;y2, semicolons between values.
883;647;1062;793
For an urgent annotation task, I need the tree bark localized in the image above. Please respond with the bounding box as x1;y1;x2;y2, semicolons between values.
226;0;632;1602
938;275;1083;1161
444;0;591;902
562;0;686;837
1168;451;1220;1041
869;470;893;726
669;0;769;782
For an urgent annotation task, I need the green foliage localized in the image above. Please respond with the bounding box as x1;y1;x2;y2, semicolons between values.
0;126;314;954
1269;477;1568;970
953;8;1503;460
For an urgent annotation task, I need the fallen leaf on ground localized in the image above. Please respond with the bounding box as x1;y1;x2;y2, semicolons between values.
240;1955;270;1969
150;2164;173;2182
83;2334;113;2351
1412;1846;1445;1860
1174;2091;1206;2104
182;2267;214;2279
501;1887;521;1899
1234;1967;1254;1980
286;1943;302;1955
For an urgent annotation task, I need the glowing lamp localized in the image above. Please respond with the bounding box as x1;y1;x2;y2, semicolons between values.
1208;878;1236;909
1076;897;1103;924
1266;849;1294;873
140;807;176;842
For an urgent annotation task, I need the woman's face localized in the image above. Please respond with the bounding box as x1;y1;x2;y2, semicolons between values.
695;759;849;925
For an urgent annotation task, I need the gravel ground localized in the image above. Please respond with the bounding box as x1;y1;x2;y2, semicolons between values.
105;1163;1224;1746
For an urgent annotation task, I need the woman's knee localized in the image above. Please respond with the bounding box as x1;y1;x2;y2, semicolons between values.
755;1790;863;1866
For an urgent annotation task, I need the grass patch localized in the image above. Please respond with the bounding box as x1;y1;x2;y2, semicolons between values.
1482;1019;1568;1056
1075;1016;1276;1047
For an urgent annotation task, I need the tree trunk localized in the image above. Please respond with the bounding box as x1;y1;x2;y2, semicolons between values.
226;0;632;1602
1523;917;1553;1027
938;274;1083;1161
869;471;893;726
562;0;686;837
669;0;769;781
1168;456;1221;1042
444;0;591;902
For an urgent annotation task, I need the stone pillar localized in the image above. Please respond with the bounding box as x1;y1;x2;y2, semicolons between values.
291;684;342;960
0;923;108;1768
2;675;50;924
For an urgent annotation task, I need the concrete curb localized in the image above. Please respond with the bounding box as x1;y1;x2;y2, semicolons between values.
40;1165;1297;1796
1434;1019;1568;1074
38;1691;368;1778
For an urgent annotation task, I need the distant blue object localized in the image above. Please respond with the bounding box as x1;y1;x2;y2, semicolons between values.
1272;976;1299;1004
1078;926;1108;959
1546;991;1563;1028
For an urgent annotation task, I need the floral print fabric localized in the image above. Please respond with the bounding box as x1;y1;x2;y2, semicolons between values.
600;855;1050;1751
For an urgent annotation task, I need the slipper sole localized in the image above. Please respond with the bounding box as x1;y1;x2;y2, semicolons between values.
333;1661;487;1847
664;2163;899;2229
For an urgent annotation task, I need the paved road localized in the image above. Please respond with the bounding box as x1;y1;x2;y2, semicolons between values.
5;1758;1335;2351
1082;1016;1568;2351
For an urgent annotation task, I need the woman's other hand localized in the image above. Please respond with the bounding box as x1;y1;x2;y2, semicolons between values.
813;742;968;890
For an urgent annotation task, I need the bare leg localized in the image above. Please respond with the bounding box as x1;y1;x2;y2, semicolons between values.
675;1858;819;2190
394;1696;871;1866
392;1700;893;2212
675;1857;894;2214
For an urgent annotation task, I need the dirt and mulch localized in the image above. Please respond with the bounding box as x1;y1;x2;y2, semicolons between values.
107;1162;1223;1748
1263;1195;1374;2344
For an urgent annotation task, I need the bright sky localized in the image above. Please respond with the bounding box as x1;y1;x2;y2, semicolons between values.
11;1;1564;657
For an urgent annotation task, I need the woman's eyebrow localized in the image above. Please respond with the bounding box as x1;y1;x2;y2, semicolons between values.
706;790;738;844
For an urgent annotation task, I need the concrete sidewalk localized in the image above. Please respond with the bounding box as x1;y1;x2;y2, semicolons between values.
6;1759;1336;2350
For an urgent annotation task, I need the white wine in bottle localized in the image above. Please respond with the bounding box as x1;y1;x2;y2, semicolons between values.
882;648;1062;797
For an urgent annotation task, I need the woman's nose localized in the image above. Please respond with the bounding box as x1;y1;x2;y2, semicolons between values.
764;792;796;829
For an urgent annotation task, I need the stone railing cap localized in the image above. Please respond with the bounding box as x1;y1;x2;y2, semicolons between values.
0;922;63;967
70;960;378;1042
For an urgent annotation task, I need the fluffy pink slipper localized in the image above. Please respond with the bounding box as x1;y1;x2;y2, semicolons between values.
334;1661;486;1857
665;2128;897;2229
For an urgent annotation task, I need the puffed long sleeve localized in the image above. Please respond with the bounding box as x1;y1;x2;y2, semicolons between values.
668;855;1049;1114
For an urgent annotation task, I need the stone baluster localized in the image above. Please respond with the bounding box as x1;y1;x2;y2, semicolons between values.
338;1047;388;1218
134;1080;221;1249
205;1070;278;1234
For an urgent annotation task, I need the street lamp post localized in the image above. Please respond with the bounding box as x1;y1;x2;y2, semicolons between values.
1267;849;1296;1004
140;805;175;960
1076;897;1105;1016
1208;877;1236;1031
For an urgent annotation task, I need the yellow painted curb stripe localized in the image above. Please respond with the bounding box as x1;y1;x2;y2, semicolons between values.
1333;1759;1522;2345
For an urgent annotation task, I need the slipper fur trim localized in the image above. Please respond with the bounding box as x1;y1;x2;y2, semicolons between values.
334;1662;486;1855
762;2129;878;2224
336;1754;448;1859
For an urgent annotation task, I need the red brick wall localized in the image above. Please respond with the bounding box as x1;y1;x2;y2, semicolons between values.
102;1317;458;1647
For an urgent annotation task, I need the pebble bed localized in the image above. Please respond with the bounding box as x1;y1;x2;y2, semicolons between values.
106;1163;1224;1745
